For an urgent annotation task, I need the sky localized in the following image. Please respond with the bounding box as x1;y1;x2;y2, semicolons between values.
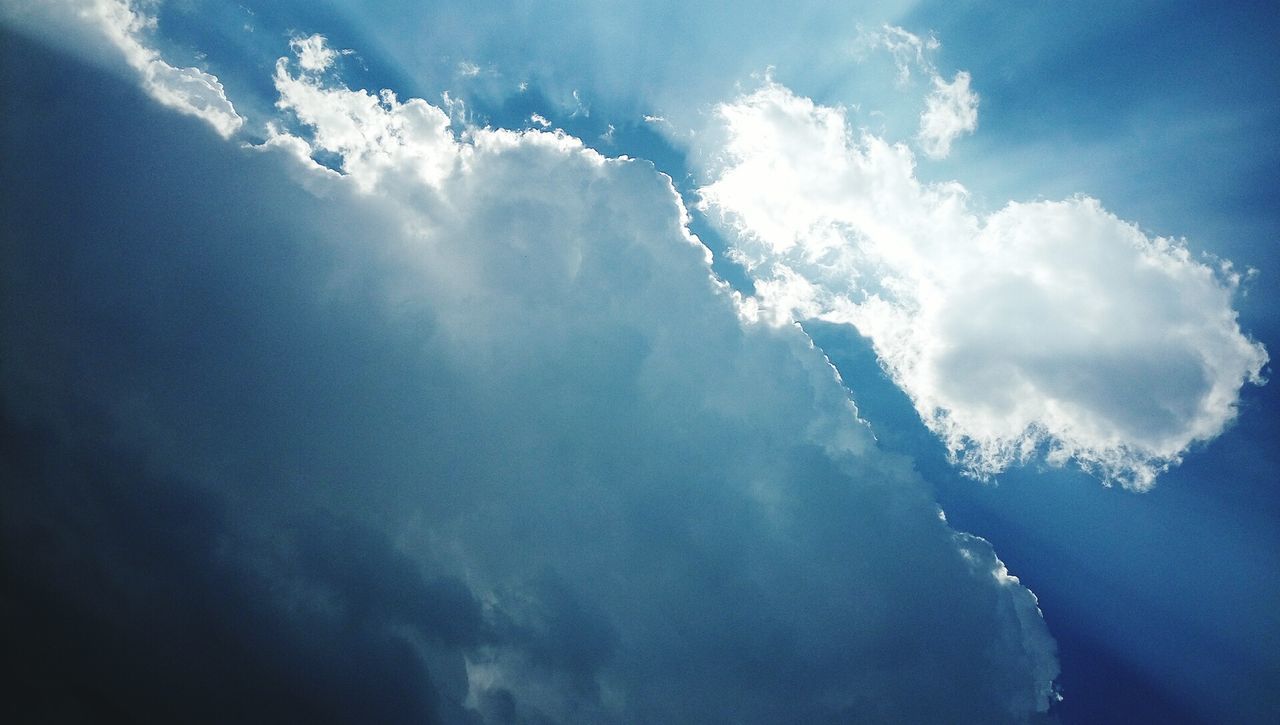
1;1;1277;723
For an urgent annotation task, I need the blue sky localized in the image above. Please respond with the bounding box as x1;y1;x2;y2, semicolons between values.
2;2;1277;723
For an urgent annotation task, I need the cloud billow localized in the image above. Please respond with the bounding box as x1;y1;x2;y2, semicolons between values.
699;83;1268;489
0;29;1058;723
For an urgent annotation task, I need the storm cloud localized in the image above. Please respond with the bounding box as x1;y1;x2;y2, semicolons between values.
1;26;1058;723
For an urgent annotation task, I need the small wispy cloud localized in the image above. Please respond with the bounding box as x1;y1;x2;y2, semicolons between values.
860;25;979;158
918;71;979;158
290;33;337;72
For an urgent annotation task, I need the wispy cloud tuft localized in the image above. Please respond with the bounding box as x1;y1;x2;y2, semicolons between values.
918;70;978;158
290;33;337;73
862;25;979;158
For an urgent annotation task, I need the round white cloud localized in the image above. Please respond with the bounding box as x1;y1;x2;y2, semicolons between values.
701;83;1268;489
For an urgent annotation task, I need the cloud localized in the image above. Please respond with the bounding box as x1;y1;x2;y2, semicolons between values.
2;32;1059;722
861;23;940;85
700;82;1268;489
860;25;978;158
0;409;483;723
271;48;457;190
0;0;242;137
290;33;337;73
918;70;978;158
80;0;243;137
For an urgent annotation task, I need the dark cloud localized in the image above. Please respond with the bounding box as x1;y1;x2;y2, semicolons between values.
0;404;460;723
1;28;1056;723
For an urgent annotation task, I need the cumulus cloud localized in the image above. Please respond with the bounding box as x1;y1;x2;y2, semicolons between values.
918;70;978;158
700;83;1268;489
271;48;457;190
2;33;1060;722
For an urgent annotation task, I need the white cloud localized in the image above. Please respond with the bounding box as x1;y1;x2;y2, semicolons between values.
700;82;1268;489
918;70;978;158
77;0;243;137
290;33;337;72
272;49;457;191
